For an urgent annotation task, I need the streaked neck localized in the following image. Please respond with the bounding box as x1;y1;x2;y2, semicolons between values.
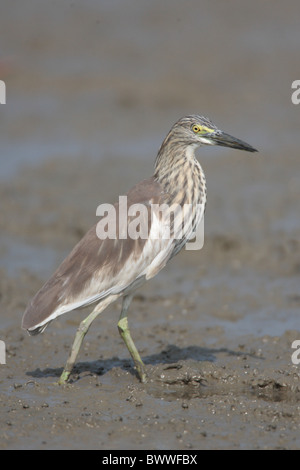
154;140;201;187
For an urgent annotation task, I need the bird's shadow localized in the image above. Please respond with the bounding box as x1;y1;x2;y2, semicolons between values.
26;344;263;382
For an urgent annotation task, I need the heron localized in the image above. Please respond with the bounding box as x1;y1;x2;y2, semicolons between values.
22;115;257;384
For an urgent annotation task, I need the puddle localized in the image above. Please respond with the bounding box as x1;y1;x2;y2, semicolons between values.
0;234;62;276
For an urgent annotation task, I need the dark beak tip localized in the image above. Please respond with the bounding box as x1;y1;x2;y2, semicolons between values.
214;132;258;153
246;146;258;153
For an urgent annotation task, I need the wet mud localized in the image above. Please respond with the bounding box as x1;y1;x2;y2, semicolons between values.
1;0;300;450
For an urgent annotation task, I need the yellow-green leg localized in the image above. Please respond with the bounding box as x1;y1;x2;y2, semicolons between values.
118;295;146;383
58;295;118;385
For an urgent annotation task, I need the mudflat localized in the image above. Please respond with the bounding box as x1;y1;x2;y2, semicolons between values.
1;0;300;450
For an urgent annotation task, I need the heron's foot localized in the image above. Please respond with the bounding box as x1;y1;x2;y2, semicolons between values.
136;362;147;383
58;369;71;385
118;313;147;384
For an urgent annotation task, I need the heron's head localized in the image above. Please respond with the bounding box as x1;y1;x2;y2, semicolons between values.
172;115;257;153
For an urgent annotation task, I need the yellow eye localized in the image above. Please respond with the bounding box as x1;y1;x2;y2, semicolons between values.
192;124;201;133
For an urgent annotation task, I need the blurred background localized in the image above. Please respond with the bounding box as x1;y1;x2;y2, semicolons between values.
0;0;299;339
1;0;300;451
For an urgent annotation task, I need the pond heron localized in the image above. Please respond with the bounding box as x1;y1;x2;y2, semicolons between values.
22;115;257;384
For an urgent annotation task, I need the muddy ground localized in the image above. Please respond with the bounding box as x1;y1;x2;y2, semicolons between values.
1;0;300;450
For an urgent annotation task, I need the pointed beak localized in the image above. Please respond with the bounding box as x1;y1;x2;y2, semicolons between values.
210;131;258;153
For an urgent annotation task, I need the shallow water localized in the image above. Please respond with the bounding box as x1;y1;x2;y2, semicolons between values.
1;0;300;451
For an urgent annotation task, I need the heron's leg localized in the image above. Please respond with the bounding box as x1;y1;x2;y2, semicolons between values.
58;296;118;385
118;295;146;383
